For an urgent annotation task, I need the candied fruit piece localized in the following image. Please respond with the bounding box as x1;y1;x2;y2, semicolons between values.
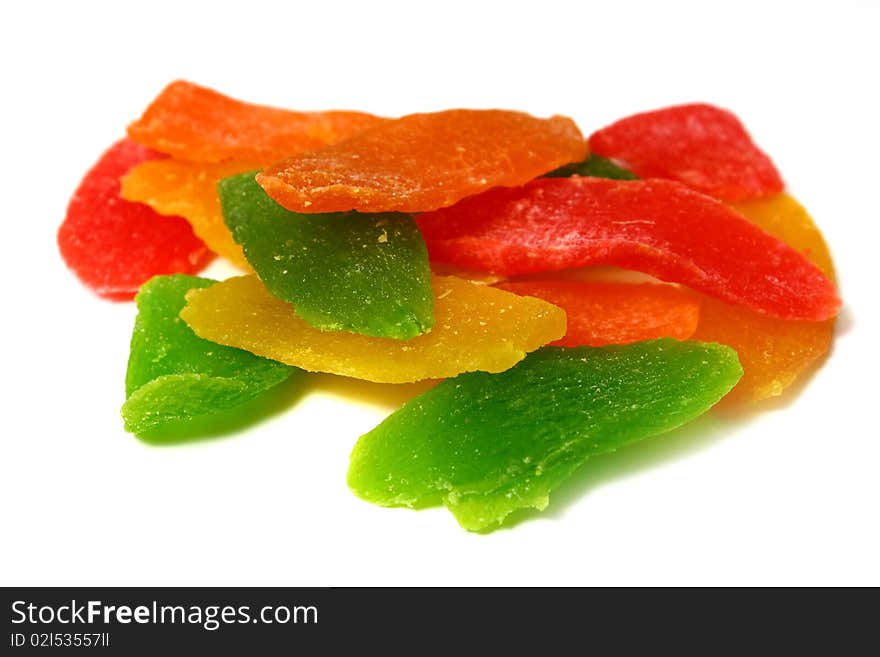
417;177;839;321
257;109;587;213
58;139;213;300
731;194;835;279
496;280;699;346
122;275;297;435
348;340;742;531
128;80;383;163
180;275;566;383
692;194;837;405
692;297;833;406
219;172;434;339
588;103;784;201
121;158;259;270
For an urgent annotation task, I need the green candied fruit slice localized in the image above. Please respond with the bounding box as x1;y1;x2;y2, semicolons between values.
545;154;638;180
219;172;434;340
122;274;297;435
348;340;742;531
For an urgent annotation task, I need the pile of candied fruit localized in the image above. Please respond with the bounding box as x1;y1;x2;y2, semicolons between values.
58;81;840;531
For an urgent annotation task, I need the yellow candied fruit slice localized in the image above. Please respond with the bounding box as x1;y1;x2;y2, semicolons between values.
121;159;262;270
181;275;566;383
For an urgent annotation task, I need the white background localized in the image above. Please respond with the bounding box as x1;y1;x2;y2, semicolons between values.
1;0;878;586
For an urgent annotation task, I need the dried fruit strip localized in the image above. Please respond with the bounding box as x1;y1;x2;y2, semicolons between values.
257;109;587;213
417;177;839;321
588;103;784;201
128;80;383;163
496;280;699;347
181;275;565;384
58;139;213;300
123;275;297;435
348;341;742;531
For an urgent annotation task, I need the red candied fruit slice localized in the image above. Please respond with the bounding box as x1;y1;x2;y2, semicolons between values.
58;139;214;300
496;280;700;347
588;103;784;201
257;109;587;213
128;80;384;163
417;177;839;322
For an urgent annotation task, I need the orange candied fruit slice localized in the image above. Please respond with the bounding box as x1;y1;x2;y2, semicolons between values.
496;280;699;347
127;80;384;163
693;297;834;406
256;109;588;213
